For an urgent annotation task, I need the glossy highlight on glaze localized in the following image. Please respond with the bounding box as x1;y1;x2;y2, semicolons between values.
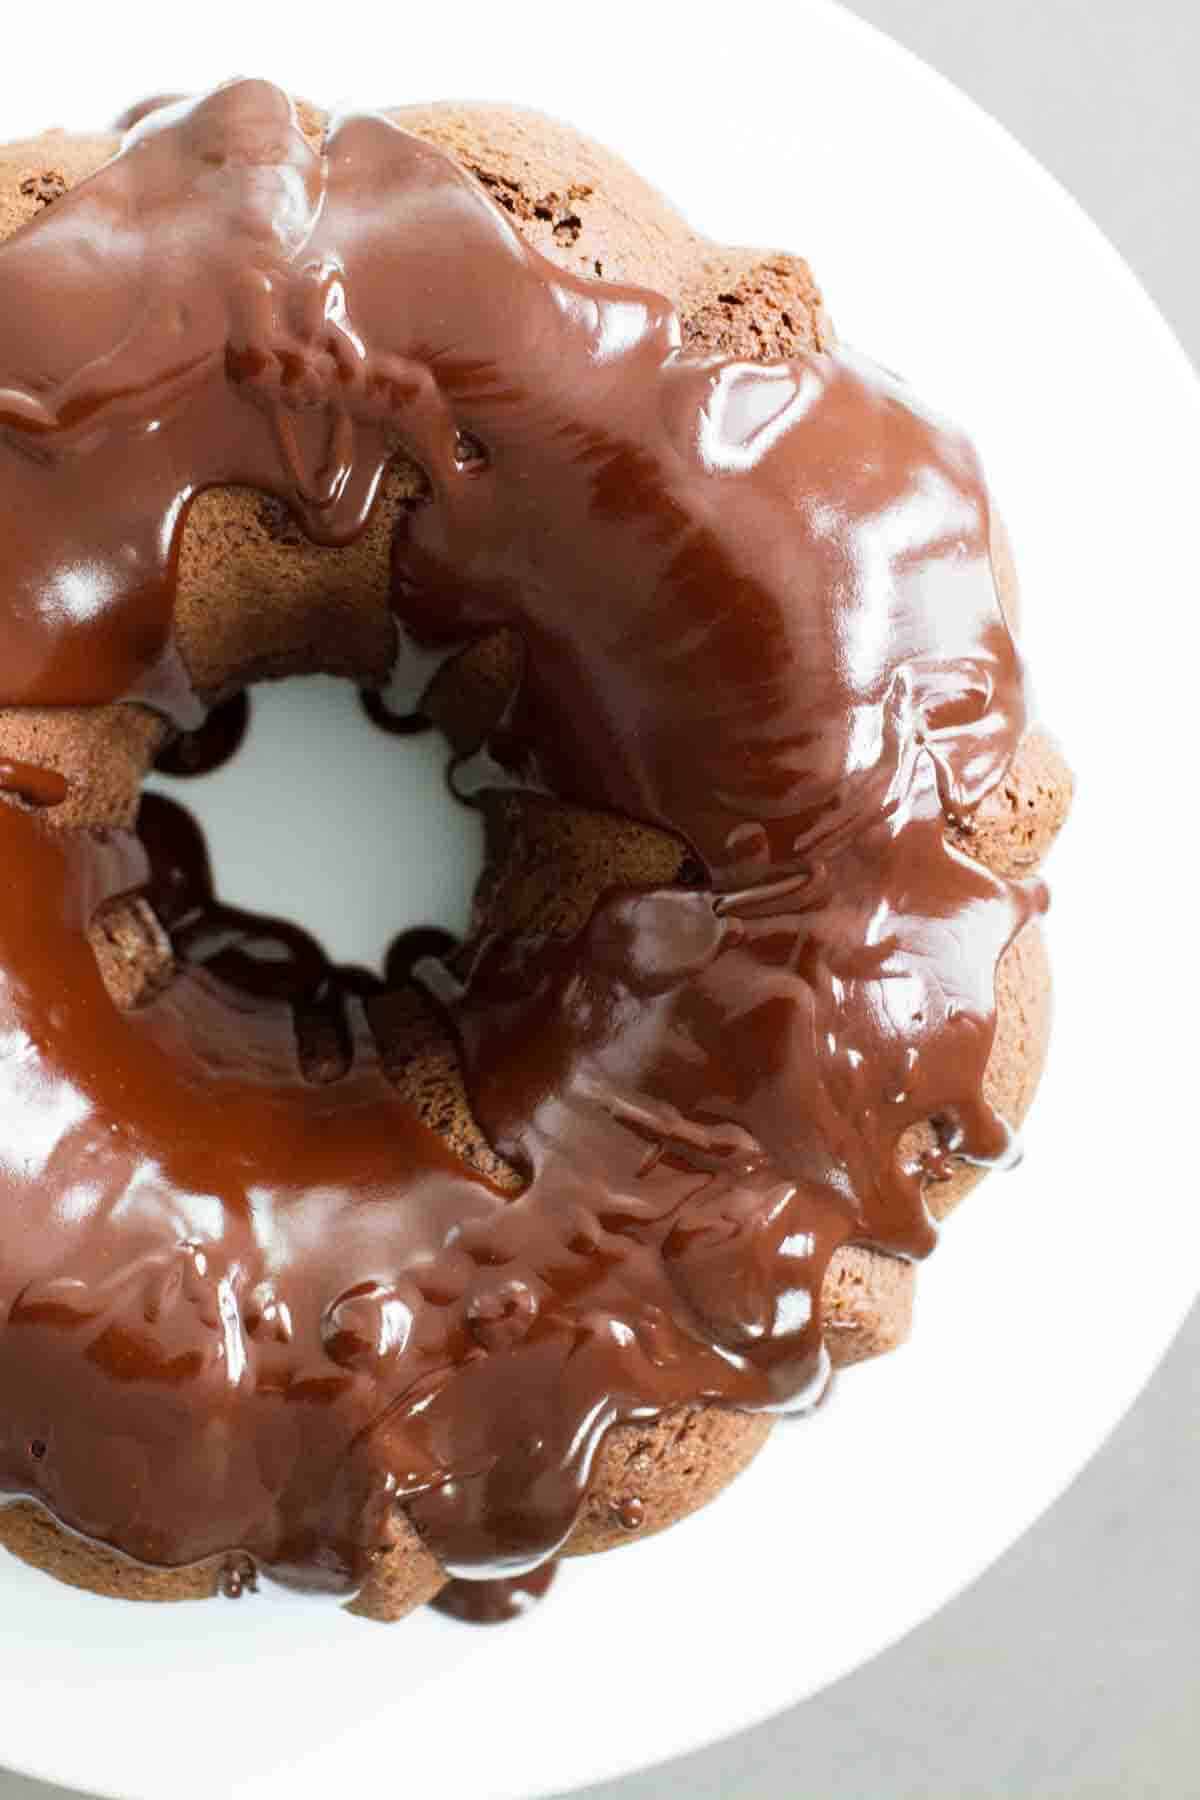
0;82;1042;1595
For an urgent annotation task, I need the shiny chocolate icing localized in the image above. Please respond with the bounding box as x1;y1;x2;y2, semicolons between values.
0;82;1042;1598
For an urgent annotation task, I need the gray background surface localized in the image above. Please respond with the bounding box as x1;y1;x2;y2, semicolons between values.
2;2;1196;1795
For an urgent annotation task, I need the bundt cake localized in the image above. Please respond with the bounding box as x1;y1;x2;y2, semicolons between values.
0;82;1071;1622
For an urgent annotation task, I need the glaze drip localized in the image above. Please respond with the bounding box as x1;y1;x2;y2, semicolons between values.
155;691;250;777
0;758;67;807
0;83;1042;1595
431;1561;558;1625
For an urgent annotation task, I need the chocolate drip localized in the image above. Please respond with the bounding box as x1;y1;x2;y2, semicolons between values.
139;790;329;1001
431;1561;558;1625
219;1553;259;1599
612;1496;645;1532
0;758;67;807
139;790;382;1083
358;688;430;736
155;691;250;777
0;83;1043;1598
359;622;466;736
383;926;461;987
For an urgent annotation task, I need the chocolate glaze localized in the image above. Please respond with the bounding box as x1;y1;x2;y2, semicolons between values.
139;787;378;999
0;84;1043;1596
139;789;384;1090
431;1561;558;1625
383;926;461;988
220;1552;259;1599
358;616;465;736
154;691;250;776
612;1496;645;1533
0;758;67;807
358;687;430;737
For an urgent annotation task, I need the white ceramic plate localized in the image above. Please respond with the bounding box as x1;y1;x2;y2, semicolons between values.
2;3;1197;1796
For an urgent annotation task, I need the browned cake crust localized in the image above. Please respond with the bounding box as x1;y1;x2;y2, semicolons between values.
0;101;1070;1620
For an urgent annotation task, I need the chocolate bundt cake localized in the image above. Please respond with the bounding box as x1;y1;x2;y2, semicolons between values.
0;83;1071;1623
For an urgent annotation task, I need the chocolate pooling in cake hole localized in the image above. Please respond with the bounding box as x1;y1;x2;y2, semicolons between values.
136;789;387;1086
359;619;469;737
358;687;432;736
155;691;250;777
383;926;461;986
0;82;1045;1602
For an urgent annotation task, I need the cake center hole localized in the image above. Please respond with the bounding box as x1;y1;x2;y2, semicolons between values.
147;676;484;972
